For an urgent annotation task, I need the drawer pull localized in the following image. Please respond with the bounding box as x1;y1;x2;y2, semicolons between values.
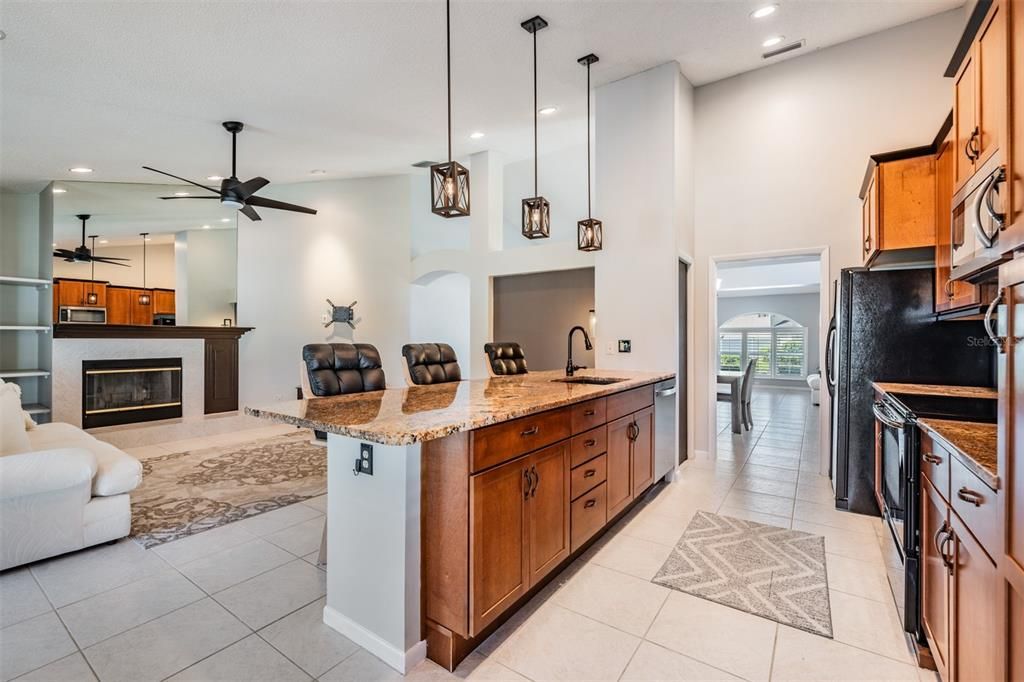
584;438;597;447
521;426;539;437
583;469;597;478
957;487;984;507
922;452;942;465
584;499;597;509
583;409;596;416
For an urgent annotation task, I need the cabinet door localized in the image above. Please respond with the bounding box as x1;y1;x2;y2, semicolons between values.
935;135;955;312
130;289;152;325
974;0;1006;168
85;283;106;307
606;415;633;518
1005;0;1024;254
152;290;175;315
878;156;936;251
57;280;84;306
921;478;951;680
526;443;570;586
950;515;1001;682
469;456;529;636
204;338;239;414
631;406;654;497
955;55;977;190
105;287;132;325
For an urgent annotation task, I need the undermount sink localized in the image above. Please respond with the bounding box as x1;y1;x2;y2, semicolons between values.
552;376;627;385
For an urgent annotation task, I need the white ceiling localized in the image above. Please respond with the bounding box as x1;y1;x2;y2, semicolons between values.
1;0;961;192
52;181;237;249
717;255;820;297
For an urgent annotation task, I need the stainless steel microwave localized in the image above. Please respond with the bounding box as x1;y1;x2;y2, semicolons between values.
951;162;1008;281
58;306;106;324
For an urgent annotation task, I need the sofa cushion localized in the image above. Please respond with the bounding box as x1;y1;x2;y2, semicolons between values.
0;383;31;456
24;423;142;497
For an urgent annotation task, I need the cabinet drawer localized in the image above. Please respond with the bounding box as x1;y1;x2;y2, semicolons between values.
920;432;950;503
571;398;607;435
570;425;607;468
607;385;654;422
950;455;999;558
471;408;570;473
570;482;607;552
570;453;606;500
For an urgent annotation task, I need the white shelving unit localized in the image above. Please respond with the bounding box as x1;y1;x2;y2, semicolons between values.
0;369;51;379
0;275;50;288
0;325;50;331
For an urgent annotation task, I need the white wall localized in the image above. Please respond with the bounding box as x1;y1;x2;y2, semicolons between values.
409;174;469;259
502;144;588;249
237;175;411;406
692;9;963;454
409;272;470;373
174;229;236;326
52;243;176;289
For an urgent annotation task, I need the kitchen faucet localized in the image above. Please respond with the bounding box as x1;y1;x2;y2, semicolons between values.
566;325;594;376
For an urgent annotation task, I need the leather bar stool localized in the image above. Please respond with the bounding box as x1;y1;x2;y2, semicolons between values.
484;342;528;377
401;343;462;386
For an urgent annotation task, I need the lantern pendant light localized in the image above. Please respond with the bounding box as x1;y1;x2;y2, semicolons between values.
86;235;99;304
138;233;151;306
430;0;470;218
576;53;602;252
521;15;550;239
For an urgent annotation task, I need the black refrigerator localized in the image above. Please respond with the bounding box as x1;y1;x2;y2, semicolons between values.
827;267;993;515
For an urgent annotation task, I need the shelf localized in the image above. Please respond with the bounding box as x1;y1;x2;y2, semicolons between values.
0;325;50;332
0;369;50;379
22;404;51;415
0;275;50;288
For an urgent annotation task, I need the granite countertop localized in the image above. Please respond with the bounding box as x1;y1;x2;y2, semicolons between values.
872;382;998;400
246;369;674;446
917;418;999;490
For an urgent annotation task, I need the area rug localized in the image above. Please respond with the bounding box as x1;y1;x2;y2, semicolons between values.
652;510;833;637
130;432;326;548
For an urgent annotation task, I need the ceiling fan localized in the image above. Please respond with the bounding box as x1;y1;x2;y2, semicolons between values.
52;215;131;267
142;121;318;222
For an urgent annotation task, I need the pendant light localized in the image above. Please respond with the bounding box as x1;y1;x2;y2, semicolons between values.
138;233;151;305
576;53;602;252
521;15;550;239
86;235;99;304
429;0;470;218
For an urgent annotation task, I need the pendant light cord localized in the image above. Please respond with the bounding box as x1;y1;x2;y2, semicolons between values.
586;60;591;219
533;27;538;197
447;0;452;163
141;235;147;290
89;237;96;295
231;131;237;179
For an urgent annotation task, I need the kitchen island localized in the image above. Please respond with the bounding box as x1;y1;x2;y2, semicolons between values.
247;369;673;673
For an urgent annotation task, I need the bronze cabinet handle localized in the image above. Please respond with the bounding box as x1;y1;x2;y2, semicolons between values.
584;438;596;447
864;235;871;253
584;409;596;416
939;527;956;574
957;487;983;507
922;451;942;465
584;499;596;509
523;469;532;500
531;465;539;498
943;279;955;299
521;426;539;437
584;469;597;478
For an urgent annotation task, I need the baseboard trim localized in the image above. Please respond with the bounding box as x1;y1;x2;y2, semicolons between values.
323;604;426;673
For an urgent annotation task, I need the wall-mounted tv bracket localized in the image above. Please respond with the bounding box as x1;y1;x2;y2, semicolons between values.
323;299;358;329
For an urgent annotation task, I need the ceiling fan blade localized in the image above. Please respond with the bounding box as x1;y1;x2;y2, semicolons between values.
233;177;270;200
89;258;132;267
52;249;78;258
88;255;131;261
246;195;317;215
158;195;219;200
141;166;222;195
239;205;262;222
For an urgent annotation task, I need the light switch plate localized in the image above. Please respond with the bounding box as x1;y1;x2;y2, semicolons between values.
618;339;632;353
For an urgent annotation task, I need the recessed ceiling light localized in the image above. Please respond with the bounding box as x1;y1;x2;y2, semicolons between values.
202;224;211;229
207;175;224;181
310;169;327;175
52;242;57;248
750;4;778;19
469;131;485;140
762;35;784;48
68;167;93;173
538;106;559;116
99;239;108;244
220;218;231;223
52;187;66;194
174;191;190;197
144;236;152;241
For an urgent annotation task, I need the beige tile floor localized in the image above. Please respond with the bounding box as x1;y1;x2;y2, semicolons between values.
0;391;936;681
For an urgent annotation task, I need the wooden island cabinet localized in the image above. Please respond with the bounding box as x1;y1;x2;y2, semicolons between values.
423;384;656;670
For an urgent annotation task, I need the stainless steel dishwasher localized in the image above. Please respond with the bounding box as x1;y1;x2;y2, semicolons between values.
653;378;678;482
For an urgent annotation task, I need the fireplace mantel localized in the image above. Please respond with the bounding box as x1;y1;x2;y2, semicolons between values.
54;324;253;340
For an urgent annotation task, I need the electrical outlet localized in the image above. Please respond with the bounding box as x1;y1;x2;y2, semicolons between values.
321;312;332;325
618;339;632;353
354;443;374;476
606;342;616;354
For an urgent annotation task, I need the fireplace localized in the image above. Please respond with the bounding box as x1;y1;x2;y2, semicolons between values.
82;358;183;428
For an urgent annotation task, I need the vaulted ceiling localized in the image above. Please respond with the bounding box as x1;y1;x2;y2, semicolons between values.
1;0;962;192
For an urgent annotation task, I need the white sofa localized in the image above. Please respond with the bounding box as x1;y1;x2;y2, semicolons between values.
1;387;143;570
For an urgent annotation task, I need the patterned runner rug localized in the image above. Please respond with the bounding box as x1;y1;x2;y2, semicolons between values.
130;432;326;548
653;510;833;637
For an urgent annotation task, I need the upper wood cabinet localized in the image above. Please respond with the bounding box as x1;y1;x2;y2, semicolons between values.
953;0;1007;194
1003;0;1024;255
861;155;937;266
57;279;106;307
152;289;175;315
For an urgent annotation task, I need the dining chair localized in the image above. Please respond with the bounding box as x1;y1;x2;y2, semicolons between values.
741;359;756;430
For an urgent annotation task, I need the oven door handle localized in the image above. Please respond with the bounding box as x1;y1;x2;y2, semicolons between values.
973;171;999;248
872;401;904;430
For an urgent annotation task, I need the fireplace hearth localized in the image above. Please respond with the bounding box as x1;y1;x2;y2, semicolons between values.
82;358;183;428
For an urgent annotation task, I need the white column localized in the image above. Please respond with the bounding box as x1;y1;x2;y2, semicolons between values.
322;434;424;673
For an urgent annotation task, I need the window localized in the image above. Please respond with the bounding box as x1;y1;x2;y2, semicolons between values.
718;313;807;380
